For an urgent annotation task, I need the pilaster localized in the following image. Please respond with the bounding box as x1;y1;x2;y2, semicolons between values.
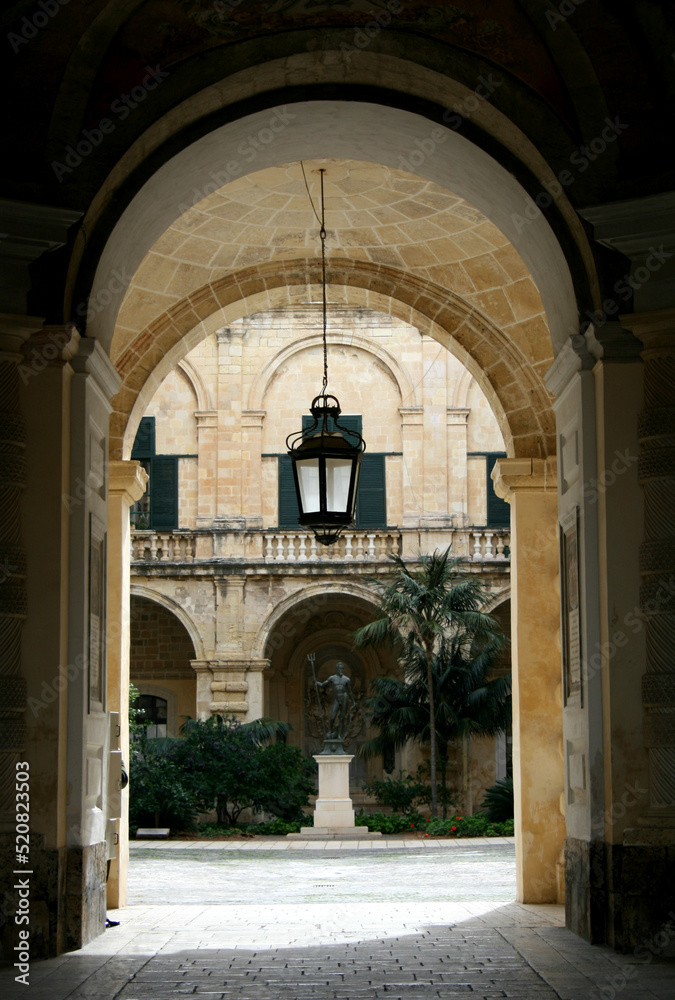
493;457;565;903
106;460;148;909
241;410;266;529
399;406;423;527
195;410;218;526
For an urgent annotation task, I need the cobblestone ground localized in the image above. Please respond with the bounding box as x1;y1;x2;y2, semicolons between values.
3;839;674;999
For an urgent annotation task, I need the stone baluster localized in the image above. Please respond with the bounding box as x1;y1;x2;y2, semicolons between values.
484;531;494;560
286;533;296;562
149;533;158;561
309;535;318;560
298;535;307;561
472;531;483;561
367;533;376;559
355;533;365;561
275;534;284;561
344;534;353;560
185;536;194;561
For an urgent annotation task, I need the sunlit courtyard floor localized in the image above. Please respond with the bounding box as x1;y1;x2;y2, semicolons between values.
3;837;674;999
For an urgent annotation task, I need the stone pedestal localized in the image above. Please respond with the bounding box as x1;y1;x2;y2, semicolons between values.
290;753;382;839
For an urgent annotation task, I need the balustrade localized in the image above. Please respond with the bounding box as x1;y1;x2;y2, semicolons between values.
131;527;510;566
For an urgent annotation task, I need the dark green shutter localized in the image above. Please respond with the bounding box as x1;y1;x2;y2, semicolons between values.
302;414;362;441
356;453;386;528
486;452;510;528
131;417;155;459
150;456;179;530
278;455;300;527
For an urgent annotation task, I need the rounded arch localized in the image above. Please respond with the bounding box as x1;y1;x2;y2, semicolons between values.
115;259;551;462
247;329;417;412
70;50;598;345
82;99;590;359
252;580;382;661
129;584;205;660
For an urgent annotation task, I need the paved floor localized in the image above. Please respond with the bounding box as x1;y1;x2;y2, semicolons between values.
3;837;675;999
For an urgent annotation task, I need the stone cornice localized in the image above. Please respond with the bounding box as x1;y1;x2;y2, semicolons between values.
70;336;121;400
621;308;675;355
108;460;148;505
492;457;557;503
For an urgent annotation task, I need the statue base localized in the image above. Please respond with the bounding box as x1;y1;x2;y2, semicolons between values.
287;753;381;839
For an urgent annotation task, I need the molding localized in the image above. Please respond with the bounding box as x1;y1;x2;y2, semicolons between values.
108;460;148;505
579;193;675;262
70;336;121;400
621;308;675;354
492;457;557;503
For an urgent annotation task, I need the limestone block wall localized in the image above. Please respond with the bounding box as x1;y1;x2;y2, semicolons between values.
139;304;506;530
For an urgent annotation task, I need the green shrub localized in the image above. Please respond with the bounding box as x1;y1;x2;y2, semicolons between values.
424;813;514;837
355;810;424;834
129;735;199;831
363;771;428;814
248;815;313;835
481;776;514;822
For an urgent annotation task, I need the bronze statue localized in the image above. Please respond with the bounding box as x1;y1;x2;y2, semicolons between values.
317;662;357;739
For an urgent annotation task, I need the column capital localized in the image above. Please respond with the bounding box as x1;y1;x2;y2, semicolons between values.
492;457;557;503
446;407;469;425
0;313;45;360
108;460;148;505
70;336;121;400
195;410;218;428
241;409;266;428
399;405;423;424
621;307;675;355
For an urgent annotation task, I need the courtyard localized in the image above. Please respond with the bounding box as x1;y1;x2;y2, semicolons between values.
5;838;674;999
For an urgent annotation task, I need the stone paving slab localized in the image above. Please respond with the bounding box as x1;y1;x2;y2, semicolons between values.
2;839;674;999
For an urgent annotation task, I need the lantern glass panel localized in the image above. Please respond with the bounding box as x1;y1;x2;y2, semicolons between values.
325;458;353;512
296;459;320;513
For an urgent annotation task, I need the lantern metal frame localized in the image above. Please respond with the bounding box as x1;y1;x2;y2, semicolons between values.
285;167;367;546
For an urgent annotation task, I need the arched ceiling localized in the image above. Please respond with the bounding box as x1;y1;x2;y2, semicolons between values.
112;159;549;373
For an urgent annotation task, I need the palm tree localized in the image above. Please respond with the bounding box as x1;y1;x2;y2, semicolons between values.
353;547;507;817
359;634;510;816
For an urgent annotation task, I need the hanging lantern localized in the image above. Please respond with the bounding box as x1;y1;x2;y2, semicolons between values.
286;168;366;546
286;393;365;546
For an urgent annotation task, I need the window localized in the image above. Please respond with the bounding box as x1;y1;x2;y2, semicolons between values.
135;694;168;739
278;415;387;529
130;417;179;530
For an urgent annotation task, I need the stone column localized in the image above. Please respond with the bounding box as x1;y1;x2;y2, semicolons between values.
618;310;675;943
195;410;218;527
216;326;244;528
446;408;470;521
210;661;249;719
106;460;148;909
244;658;269;721
191;660;216;719
241;410;266;529
399;406;423;530
493;457;566;903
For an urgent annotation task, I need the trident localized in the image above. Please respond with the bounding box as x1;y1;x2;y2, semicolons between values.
308;653;326;738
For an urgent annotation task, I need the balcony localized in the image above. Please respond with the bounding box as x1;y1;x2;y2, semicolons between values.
130;527;510;568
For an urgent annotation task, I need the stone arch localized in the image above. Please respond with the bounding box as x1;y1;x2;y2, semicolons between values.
73;66;597;345
453;368;474;411
115;259;552;462
129;584;205;661
247;330;417;412
177;358;212;411
252;580;382;661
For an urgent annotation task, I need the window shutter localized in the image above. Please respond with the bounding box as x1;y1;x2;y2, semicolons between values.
131;416;156;459
150;456;179;530
356;453;386;528
278;455;300;527
302;414;362;440
486;452;510;528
